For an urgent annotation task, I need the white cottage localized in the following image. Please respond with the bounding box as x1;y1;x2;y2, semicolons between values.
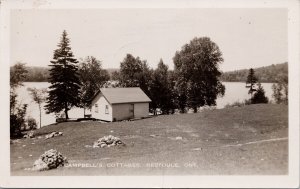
90;87;151;122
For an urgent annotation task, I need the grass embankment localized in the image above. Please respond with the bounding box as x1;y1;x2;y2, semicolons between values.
11;104;288;175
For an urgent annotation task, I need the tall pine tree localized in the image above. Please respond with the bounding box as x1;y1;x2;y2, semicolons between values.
246;68;258;100
45;30;82;119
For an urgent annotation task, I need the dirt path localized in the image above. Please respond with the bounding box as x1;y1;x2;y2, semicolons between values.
222;137;288;147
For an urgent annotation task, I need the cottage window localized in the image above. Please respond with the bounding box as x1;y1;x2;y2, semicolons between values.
105;105;109;114
95;104;98;113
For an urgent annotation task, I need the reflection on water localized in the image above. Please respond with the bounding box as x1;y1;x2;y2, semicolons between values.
216;82;274;109
15;82;274;127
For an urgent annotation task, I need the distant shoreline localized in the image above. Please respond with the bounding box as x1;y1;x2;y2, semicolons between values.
13;62;286;84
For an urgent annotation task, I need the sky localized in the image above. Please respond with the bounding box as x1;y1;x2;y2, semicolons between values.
10;8;287;71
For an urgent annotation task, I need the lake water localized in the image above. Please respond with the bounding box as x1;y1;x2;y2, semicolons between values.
15;82;274;127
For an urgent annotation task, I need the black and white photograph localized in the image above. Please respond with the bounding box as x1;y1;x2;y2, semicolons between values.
0;0;299;188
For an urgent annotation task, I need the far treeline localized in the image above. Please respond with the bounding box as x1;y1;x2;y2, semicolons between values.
13;66;118;82
221;62;288;83
12;62;287;84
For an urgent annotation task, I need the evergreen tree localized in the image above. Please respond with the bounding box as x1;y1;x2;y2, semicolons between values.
173;37;225;113
246;68;258;99
45;30;82;119
251;83;268;104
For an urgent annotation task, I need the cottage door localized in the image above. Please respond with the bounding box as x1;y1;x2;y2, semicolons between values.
129;104;134;119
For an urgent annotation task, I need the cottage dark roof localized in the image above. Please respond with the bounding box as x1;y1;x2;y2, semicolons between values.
99;87;151;104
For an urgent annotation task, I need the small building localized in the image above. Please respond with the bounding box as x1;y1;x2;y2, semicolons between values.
90;87;151;122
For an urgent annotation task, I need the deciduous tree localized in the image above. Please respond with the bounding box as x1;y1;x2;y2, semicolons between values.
119;54;152;96
150;59;174;114
272;74;288;104
78;56;110;114
27;87;47;128
10;63;28;138
173;37;225;113
10;62;28;89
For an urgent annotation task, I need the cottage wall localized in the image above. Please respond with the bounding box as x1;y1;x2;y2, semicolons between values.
91;94;113;122
112;102;149;121
112;104;134;121
91;89;151;121
133;103;149;118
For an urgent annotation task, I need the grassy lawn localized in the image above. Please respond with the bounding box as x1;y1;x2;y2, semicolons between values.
10;104;288;175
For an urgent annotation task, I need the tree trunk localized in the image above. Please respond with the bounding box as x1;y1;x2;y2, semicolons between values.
193;107;198;113
250;83;253;104
64;102;69;119
39;104;42;129
65;108;69;119
83;107;86;117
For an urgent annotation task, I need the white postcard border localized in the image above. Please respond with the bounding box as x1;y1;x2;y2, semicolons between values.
0;0;299;188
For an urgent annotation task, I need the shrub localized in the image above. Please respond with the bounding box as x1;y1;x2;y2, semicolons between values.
244;99;252;105
10;104;27;138
27;117;38;130
224;101;245;108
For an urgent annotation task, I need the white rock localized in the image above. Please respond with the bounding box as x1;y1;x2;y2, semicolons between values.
32;149;68;171
93;135;125;148
33;159;49;171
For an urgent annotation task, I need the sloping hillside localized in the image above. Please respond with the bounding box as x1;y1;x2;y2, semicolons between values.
11;104;288;175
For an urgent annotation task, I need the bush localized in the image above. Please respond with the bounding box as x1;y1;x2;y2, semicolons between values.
10;104;27;138
224;101;245;108
244;99;252;105
27;117;37;130
224;99;254;108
